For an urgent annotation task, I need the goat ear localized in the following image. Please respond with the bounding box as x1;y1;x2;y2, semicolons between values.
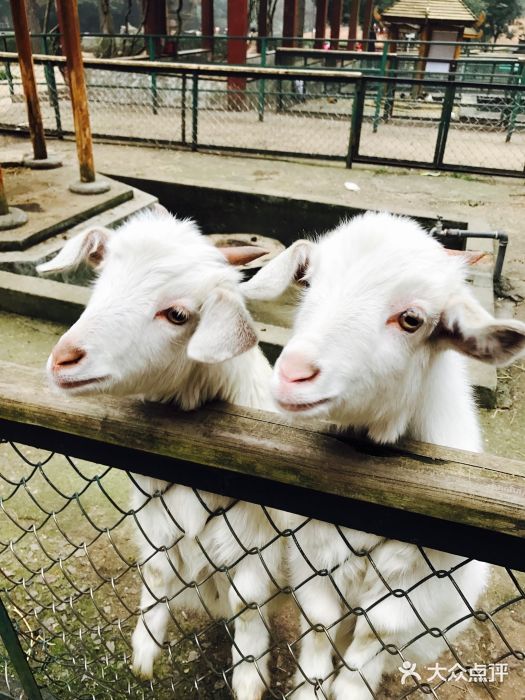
218;245;269;266
36;226;111;275
436;292;525;366
240;239;313;300
187;288;258;363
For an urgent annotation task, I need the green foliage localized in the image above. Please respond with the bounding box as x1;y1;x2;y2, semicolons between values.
484;0;522;38
463;0;488;17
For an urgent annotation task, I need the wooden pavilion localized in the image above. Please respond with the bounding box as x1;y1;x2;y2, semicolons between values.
381;0;477;72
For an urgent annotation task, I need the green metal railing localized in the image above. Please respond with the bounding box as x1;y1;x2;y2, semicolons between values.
0;51;523;177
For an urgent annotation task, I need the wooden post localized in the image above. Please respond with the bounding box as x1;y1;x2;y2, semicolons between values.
330;0;343;50
227;0;248;109
55;0;109;193
314;0;328;48
143;0;167;58
0;165;9;215
283;0;298;48
10;0;61;168
258;0;268;50
201;0;214;54
0;166;28;229
361;0;374;50
347;0;360;49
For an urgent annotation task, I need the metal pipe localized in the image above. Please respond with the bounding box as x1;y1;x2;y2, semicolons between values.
10;0;48;160
443;228;508;282
431;216;508;282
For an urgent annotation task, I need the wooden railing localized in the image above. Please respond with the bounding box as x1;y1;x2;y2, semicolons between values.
0;360;523;571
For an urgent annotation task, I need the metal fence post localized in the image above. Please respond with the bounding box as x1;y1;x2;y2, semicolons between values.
191;74;199;151
147;36;158;115
347;77;365;168
257;37;267;122
433;72;457;169
383;55;397;122
43;61;63;137
372;43;388;133
0;596;43;700
181;74;187;144
505;59;524;143
3;36;14;98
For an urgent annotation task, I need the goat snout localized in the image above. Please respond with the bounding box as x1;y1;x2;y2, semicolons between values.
278;350;320;384
51;341;86;372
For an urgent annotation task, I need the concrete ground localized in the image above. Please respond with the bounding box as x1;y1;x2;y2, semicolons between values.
2;135;523;282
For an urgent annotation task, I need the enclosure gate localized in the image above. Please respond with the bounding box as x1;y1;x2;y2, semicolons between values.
349;75;525;178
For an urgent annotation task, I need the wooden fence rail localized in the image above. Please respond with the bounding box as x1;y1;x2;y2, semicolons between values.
0;361;524;571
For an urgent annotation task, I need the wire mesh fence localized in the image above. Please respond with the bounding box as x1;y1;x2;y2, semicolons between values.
0;54;523;175
1;427;524;700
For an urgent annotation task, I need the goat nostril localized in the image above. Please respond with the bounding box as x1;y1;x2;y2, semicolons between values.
279;356;320;384
53;347;86;369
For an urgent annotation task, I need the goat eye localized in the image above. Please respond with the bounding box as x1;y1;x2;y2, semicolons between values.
399;309;424;333
165;307;189;325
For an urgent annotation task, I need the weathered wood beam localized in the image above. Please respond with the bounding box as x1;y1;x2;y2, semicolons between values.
283;0;298;48
143;0;167;58
0;165;9;216
0;361;523;571
361;0;374;50
10;0;47;161
347;0;361;49
314;0;328;48
201;0;214;53
258;0;269;46
330;0;343;49
55;0;93;182
0;51;364;81
226;0;248;107
54;0;108;193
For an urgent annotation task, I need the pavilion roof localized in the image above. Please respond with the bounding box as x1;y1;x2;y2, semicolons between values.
383;0;476;24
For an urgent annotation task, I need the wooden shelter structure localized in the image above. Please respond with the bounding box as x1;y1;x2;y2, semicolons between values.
381;0;477;72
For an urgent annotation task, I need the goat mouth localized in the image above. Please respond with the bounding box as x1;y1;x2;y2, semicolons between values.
277;397;331;413
55;376;110;390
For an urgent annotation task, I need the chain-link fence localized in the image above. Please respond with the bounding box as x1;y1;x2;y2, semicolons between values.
350;76;525;176
0;364;524;700
0;53;523;176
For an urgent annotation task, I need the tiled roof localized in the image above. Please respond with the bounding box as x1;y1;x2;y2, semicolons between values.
383;0;476;23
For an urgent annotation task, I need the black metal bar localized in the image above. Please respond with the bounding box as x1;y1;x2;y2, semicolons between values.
347;79;365;167
0;417;524;573
352;154;525;179
181;74;187;145
433;69;457;169
43;62;62;137
0;596;43;700
191;74;198;151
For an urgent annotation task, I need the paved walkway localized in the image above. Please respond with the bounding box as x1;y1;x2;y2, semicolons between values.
1;133;524;296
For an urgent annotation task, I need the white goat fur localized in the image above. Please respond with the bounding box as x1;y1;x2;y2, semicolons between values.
242;211;525;699
38;210;285;700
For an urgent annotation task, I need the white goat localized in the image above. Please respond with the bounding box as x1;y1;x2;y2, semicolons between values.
38;209;284;700
242;211;525;699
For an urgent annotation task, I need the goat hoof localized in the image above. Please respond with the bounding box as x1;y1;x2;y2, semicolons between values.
131;640;157;680
232;665;266;700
